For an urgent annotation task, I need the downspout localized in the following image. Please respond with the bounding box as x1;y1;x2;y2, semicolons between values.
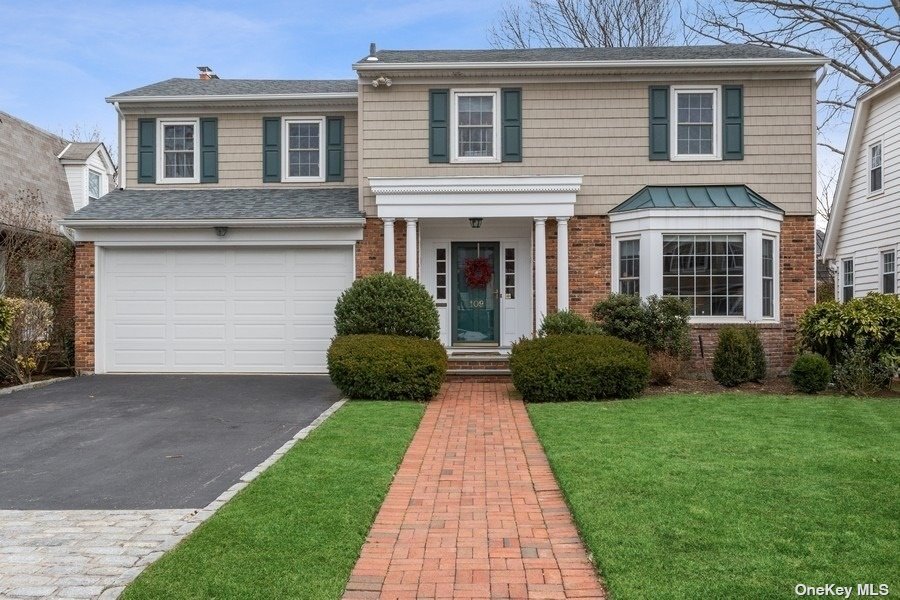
113;101;125;189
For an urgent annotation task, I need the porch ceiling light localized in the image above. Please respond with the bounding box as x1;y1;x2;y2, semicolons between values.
469;217;484;229
214;226;228;237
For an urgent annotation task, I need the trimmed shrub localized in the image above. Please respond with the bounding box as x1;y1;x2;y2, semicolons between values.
539;310;601;336
591;293;691;357
798;294;900;366
334;273;440;339
789;353;832;394
0;297;54;384
712;326;767;387
327;334;447;401
649;351;682;386
510;334;650;401
833;338;893;397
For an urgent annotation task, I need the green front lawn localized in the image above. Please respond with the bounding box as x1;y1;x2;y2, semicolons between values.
123;401;424;600
528;394;900;599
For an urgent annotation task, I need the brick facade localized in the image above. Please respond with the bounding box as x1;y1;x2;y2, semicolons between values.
74;242;95;373
355;218;407;278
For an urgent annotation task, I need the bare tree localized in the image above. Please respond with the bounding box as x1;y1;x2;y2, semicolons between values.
686;0;899;155
490;0;675;48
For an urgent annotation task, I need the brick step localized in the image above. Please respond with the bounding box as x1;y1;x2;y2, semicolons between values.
447;354;510;376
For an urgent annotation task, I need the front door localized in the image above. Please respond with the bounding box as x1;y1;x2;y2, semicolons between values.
451;242;500;345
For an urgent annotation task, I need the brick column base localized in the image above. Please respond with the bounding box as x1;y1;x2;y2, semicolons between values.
74;242;95;373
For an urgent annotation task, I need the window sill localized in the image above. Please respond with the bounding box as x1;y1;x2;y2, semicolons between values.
450;157;502;165
157;178;200;185
867;189;885;199
281;177;326;184
670;155;721;162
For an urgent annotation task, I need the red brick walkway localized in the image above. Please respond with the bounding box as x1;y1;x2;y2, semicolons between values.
343;382;605;600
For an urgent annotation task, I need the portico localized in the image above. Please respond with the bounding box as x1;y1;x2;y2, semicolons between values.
369;176;581;347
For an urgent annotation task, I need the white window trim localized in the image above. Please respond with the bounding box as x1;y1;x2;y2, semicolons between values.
87;169;103;200
611;235;642;295
610;209;782;324
157;118;200;184
450;89;501;164
868;139;884;197
841;257;854;302
881;247;896;295
670;85;721;161
281;116;326;183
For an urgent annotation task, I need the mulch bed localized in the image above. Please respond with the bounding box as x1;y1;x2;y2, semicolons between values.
646;376;900;398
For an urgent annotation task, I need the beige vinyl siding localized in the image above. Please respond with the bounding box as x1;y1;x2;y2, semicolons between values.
123;110;358;188
833;85;900;296
360;75;815;215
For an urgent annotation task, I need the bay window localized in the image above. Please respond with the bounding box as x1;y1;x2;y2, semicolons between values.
662;234;743;317
618;239;640;295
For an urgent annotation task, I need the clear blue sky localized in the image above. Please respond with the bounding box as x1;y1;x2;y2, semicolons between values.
0;0;507;144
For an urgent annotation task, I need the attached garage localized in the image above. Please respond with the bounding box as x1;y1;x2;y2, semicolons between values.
61;188;365;374
99;246;353;373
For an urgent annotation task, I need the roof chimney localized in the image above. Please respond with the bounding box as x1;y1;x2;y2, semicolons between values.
197;66;218;80
366;42;378;62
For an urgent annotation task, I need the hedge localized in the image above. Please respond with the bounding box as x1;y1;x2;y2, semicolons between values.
334;273;440;339
510;334;650;401
327;334;447;401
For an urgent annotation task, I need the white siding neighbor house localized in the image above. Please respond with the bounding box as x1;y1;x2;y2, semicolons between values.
823;70;900;300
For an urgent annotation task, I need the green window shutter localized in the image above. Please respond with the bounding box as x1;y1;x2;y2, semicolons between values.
199;118;218;183
501;88;522;162
137;118;156;183
722;85;744;160
262;117;280;182
325;116;344;182
648;86;669;161
429;89;450;163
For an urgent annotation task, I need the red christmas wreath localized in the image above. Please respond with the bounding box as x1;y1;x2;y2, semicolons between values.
464;256;493;289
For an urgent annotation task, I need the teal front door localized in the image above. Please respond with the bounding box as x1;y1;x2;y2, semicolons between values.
451;242;500;345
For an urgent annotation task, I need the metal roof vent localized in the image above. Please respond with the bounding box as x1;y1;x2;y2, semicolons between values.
365;42;379;62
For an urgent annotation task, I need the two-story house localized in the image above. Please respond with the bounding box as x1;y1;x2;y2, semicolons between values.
61;46;826;375
822;69;899;300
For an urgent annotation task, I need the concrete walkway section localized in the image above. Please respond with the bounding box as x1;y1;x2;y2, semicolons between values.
344;382;605;600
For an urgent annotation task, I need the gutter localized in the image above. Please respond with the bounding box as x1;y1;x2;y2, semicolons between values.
106;92;359;104
353;57;830;71
113;101;125;188
58;217;367;229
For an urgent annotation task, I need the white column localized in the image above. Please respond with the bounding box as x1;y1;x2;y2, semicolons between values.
383;218;395;273
556;217;569;311
405;218;418;279
534;217;548;330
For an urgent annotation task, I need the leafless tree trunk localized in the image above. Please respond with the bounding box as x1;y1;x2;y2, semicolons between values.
490;0;675;48
685;0;899;156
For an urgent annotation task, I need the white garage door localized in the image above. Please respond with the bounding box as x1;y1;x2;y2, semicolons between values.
99;246;353;373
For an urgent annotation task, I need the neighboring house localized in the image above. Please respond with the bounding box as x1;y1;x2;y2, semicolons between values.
61;45;825;375
822;70;900;301
0;110;115;291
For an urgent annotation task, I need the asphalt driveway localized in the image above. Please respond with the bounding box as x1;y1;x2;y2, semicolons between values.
0;375;341;510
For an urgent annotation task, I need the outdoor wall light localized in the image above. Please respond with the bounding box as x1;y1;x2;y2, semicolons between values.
214;226;228;237
469;218;484;229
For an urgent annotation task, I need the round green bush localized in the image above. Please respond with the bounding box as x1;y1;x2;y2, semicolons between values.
712;325;767;387
510;334;650;401
789;353;832;394
334;273;440;339
327;334;447;400
539;309;601;336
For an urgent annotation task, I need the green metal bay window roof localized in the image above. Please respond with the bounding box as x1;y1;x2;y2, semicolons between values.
610;185;784;213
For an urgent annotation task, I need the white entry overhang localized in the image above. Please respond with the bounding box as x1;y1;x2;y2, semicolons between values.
369;176;581;219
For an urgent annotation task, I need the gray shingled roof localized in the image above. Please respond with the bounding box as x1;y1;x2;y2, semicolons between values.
359;45;818;64
63;188;363;222
610;185;784;213
58;142;102;161
109;78;357;100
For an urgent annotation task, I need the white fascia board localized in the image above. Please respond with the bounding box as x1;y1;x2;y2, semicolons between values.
610;208;783;235
354;57;829;72
369;175;582;194
59;217;366;229
106;92;358;104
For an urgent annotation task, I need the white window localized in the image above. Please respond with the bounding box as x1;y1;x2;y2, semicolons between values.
158;119;199;183
88;169;102;200
618;239;640;295
435;248;447;301
451;90;500;163
882;250;896;294
663;234;744;317
282;117;325;182
671;87;720;160
869;141;883;194
504;247;516;299
842;259;854;302
762;238;775;318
